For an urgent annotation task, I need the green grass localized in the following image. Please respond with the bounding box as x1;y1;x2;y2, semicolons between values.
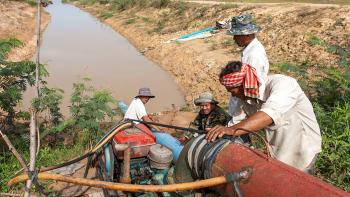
313;102;350;191
172;1;187;16
221;38;235;48
141;17;151;23
0;141;85;192
25;0;36;6
150;0;171;8
307;35;349;67
268;32;349;191
123;18;136;25
99;11;114;19
0;38;23;61
151;19;166;34
180;105;192;112
218;3;239;10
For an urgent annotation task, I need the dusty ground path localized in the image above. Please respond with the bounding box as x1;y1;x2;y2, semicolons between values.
69;0;349;107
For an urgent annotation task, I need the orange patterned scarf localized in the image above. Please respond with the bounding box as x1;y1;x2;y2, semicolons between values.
221;64;260;98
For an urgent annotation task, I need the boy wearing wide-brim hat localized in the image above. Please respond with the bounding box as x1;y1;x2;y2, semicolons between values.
135;87;155;98
124;87;183;162
226;14;269;136
124;87;160;131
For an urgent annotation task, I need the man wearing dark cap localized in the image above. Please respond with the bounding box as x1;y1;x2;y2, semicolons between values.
227;13;270;136
190;92;231;131
207;61;321;173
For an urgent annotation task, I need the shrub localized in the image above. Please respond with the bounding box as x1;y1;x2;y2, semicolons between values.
0;38;23;61
313;102;350;191
0;38;47;128
99;11;114;19
123;18;136;25
150;0;170;9
315;67;350;108
171;1;187;16
99;0;109;4
111;0;137;10
69;78;118;143
32;87;64;126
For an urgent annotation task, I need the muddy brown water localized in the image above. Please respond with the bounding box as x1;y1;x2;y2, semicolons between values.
23;0;185;115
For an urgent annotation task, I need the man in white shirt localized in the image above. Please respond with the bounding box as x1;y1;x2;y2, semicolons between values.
227;14;270;136
124;87;161;131
124;87;183;162
207;61;322;173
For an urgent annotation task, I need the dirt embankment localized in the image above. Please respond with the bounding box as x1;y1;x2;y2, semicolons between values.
71;1;350;107
2;1;349;108
0;0;50;61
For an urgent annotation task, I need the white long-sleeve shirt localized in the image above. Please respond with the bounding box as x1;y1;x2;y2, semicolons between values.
228;38;269;126
230;74;322;170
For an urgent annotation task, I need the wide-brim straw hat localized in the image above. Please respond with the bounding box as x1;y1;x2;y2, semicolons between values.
194;92;219;106
227;13;261;35
135;87;155;98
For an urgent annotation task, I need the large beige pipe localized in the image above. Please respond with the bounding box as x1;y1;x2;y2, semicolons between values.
8;173;228;192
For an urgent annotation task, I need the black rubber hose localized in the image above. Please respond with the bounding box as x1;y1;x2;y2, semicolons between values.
124;118;206;134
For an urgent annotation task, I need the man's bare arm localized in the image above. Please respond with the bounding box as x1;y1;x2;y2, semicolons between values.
206;111;273;141
142;115;161;131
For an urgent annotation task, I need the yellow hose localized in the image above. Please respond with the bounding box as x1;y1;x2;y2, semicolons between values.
8;173;228;192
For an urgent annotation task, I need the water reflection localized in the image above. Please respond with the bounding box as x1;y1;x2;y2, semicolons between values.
25;0;185;115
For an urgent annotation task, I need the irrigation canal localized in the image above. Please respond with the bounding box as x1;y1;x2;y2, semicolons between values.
23;0;185;115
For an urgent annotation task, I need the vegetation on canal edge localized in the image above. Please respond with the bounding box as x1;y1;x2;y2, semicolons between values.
0;38;121;193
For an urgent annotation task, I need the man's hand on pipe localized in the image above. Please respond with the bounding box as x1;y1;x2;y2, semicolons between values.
206;125;234;142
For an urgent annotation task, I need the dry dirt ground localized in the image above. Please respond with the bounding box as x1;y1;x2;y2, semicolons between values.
71;1;349;107
2;0;349;107
0;1;50;61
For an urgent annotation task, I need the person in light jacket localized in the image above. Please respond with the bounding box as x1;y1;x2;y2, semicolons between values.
207;61;321;173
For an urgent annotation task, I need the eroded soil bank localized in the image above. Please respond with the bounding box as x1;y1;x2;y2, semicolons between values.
0;1;50;61
69;0;350;107
2;0;349;108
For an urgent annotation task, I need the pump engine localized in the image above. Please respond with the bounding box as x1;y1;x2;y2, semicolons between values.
96;124;174;197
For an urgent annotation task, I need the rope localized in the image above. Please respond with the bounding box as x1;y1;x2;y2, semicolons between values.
234;128;271;159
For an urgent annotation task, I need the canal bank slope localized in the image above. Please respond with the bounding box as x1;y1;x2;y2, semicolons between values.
69;0;350;107
0;0;50;61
